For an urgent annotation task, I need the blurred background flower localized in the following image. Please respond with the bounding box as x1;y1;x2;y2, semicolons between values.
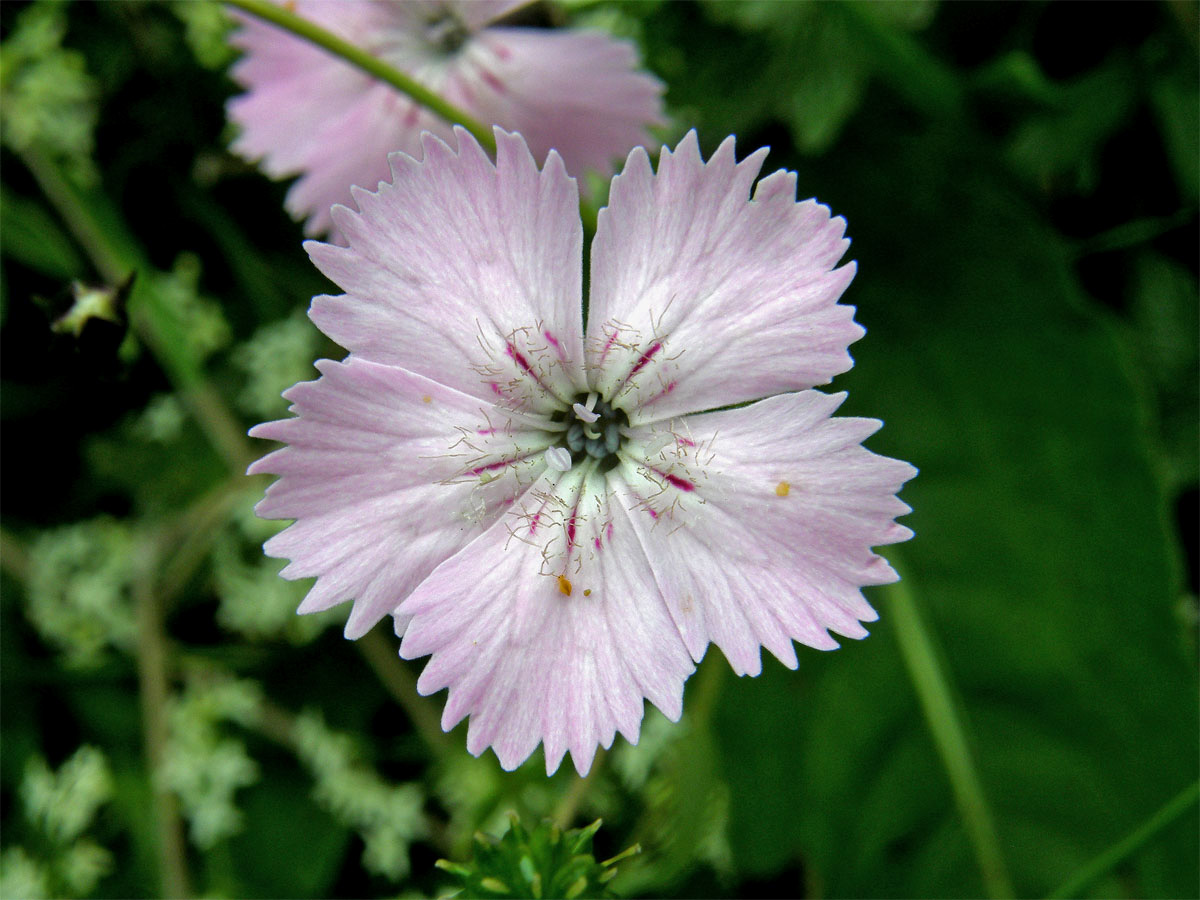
226;0;664;235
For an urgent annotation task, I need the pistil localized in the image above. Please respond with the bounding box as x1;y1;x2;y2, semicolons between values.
548;392;630;471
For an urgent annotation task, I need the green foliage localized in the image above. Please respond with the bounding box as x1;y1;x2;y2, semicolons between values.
150;253;232;362
171;0;237;70
233;310;323;419
710;118;1199;898
22;747;113;847
614;677;734;896
0;0;99;184
0;187;86;279
437;816;637;900
162;673;263;849
212;490;338;642
0;847;51;900
132;393;187;445
1004;58;1137;194
651;0;941;153
10;747;114;898
25;519;138;667
1125;251;1200;491
293;710;428;880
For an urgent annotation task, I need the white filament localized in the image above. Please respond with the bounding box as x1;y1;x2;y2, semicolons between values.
572;402;600;424
641;432;674;457
544;446;573;472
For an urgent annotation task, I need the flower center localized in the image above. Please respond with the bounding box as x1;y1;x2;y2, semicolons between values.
545;392;629;474
423;9;469;55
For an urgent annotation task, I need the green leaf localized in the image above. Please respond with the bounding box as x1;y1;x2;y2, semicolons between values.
715;119;1199;897
0;188;85;278
1125;251;1200;492
227;764;351;899
437;816;636;900
656;0;952;153
1145;39;1200;201
1005;59;1138;194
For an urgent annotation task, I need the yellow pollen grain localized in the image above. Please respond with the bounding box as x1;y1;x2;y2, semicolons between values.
557;575;573;596
583;589;592;597
421;395;432;404
775;480;791;497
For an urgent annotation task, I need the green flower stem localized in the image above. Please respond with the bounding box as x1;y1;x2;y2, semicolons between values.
358;628;453;760
133;539;192;899
1073;209;1195;257
1046;780;1200;899
19;149;255;474
157;478;259;610
885;561;1014;899
223;0;497;156
553;749;606;829
836;2;965;121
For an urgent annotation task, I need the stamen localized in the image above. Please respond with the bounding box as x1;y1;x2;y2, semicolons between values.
554;392;630;471
544;446;572;472
572;401;600;424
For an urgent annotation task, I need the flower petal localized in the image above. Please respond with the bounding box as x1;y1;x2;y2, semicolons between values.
587;131;862;422
248;357;551;638
398;469;694;774
456;0;529;30
307;128;587;414
619;391;916;675
461;28;664;178
227;2;429;237
227;1;662;236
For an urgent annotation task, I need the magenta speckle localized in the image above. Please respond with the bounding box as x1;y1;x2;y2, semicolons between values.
490;382;504;396
507;343;536;377
529;512;540;535
481;70;505;93
594;536;602;550
648;464;695;492
647;508;659;520
628;342;662;379
471;459;510;475
606;522;614;542
597;332;618;366
543;331;560;349
664;473;694;492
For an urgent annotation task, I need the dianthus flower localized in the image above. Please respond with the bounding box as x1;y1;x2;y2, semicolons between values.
250;128;916;774
227;0;662;236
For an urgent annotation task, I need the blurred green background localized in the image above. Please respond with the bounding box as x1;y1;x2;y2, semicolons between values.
1;1;1196;898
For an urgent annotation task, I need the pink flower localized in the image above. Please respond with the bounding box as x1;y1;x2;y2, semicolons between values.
227;0;663;236
249;128;916;775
